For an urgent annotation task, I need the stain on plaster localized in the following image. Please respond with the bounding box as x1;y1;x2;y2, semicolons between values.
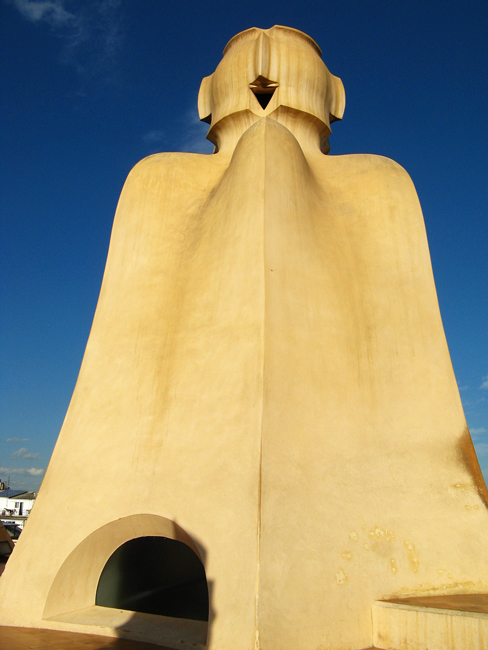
335;569;347;585
368;527;395;541
404;540;419;573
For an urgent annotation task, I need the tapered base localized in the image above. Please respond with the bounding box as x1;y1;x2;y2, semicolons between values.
1;118;487;650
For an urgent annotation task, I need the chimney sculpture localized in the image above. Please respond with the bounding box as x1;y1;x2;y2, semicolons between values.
1;26;487;650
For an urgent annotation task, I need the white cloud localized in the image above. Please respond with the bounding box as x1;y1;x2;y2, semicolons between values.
474;443;488;457
143;109;214;155
5;437;29;442
97;0;123;60
0;466;44;476
27;467;44;476
12;447;39;459
177;109;214;154
481;375;488;390
11;0;76;27
9;0;125;84
471;427;487;436
143;130;166;145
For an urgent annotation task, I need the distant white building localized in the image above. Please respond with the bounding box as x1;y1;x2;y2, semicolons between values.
0;489;36;529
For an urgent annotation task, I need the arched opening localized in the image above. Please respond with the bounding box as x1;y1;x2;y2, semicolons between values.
43;515;209;647
96;535;209;621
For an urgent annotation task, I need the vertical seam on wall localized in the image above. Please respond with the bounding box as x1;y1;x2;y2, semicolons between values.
254;119;268;650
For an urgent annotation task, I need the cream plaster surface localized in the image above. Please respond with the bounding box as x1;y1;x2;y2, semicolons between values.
373;599;488;650
47;607;207;649
1;25;487;650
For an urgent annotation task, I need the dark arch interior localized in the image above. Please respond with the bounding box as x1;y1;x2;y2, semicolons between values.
96;536;209;621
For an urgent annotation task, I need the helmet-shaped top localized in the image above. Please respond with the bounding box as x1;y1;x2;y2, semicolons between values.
198;26;345;153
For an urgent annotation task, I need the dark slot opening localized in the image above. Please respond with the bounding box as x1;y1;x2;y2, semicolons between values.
250;76;278;110
252;88;276;109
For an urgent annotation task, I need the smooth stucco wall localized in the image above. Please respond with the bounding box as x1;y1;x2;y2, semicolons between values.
1;26;487;650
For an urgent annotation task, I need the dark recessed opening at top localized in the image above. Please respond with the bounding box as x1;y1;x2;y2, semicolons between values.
250;75;278;110
96;536;209;621
254;91;274;109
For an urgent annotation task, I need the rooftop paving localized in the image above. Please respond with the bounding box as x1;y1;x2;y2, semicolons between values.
0;626;168;649
0;626;384;650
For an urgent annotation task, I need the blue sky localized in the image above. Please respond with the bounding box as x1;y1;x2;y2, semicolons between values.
1;0;487;491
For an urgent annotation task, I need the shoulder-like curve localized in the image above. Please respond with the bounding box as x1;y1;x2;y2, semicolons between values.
331;151;410;175
324;152;419;201
126;151;213;178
